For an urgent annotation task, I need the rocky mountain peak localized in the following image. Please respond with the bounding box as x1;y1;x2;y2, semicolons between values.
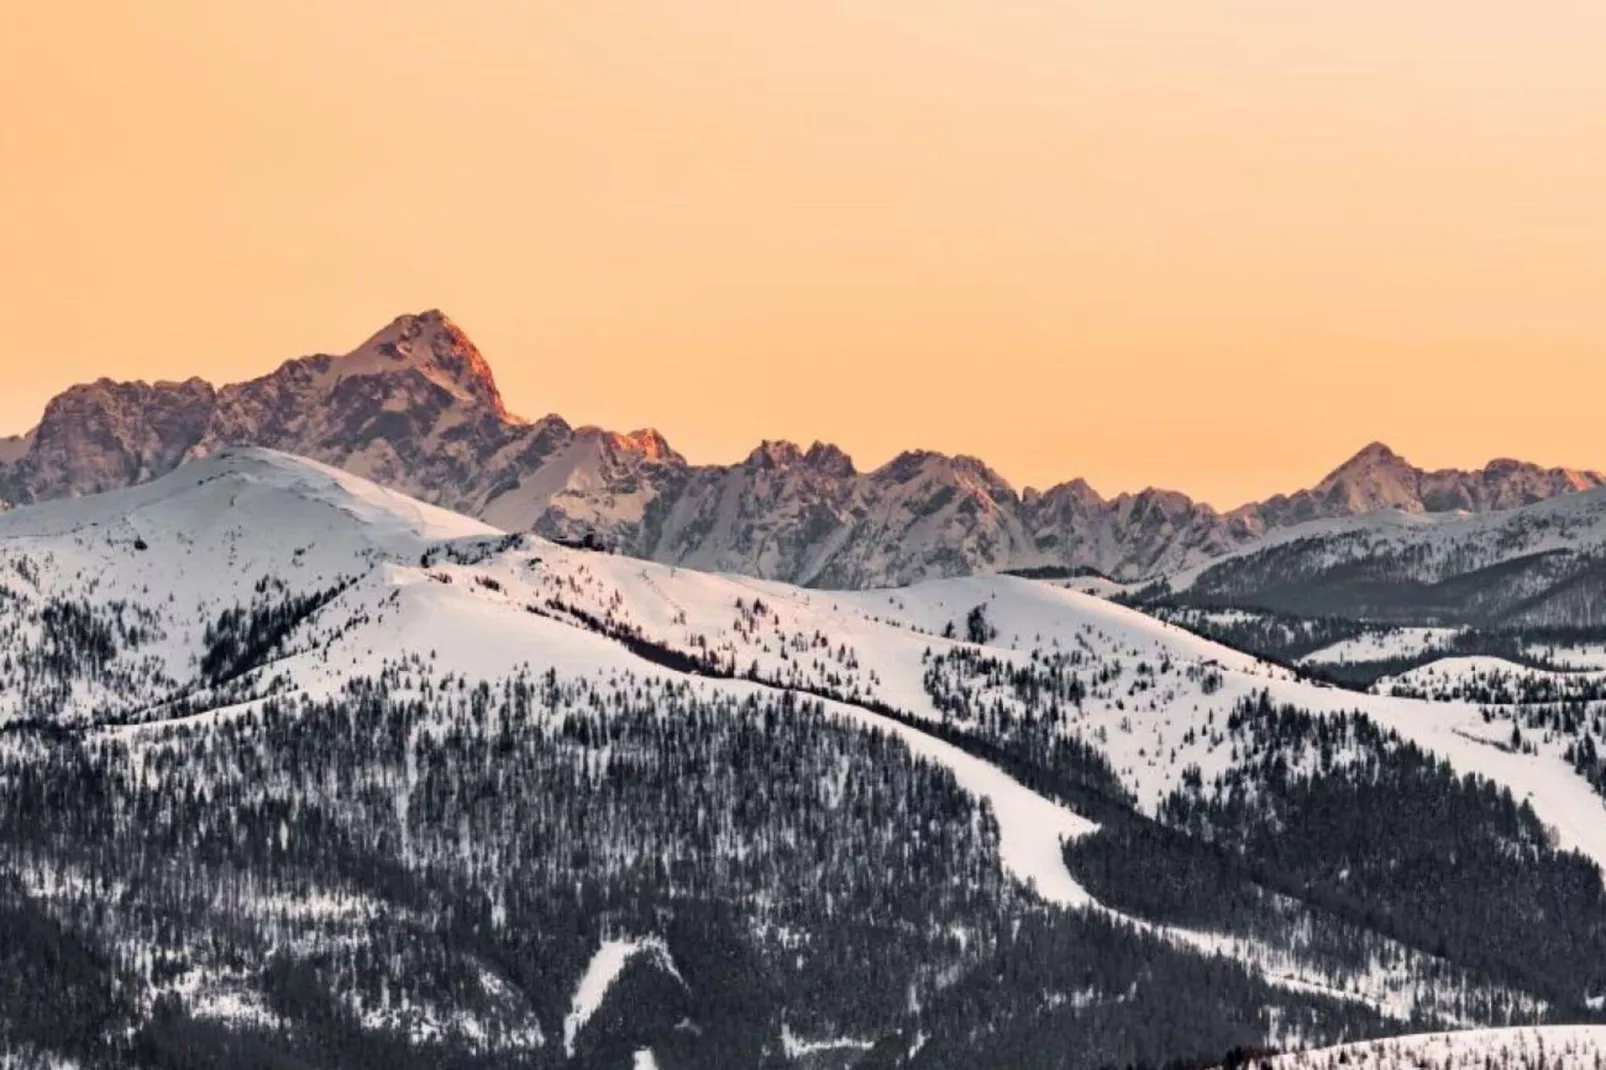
1310;441;1424;514
877;450;1011;491
1026;478;1105;510
1244;442;1606;530
802;441;856;477
610;428;681;464
1349;440;1403;463
739;439;857;477
1319;440;1412;483
344;309;512;419
745;440;805;469
5;377;218;504
1482;456;1598;492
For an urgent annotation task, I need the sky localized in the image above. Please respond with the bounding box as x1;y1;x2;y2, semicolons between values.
2;2;1603;509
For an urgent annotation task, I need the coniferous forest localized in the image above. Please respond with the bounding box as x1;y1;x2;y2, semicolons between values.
0;666;1406;1070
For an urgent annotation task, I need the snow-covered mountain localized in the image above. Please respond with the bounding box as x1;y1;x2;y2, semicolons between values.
3;449;1606;1067
1;311;1598;588
1164;480;1606;628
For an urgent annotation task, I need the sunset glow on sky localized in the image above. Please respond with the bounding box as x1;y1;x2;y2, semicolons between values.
3;2;1603;507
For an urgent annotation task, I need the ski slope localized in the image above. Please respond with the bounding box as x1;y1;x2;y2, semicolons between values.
563;937;684;1057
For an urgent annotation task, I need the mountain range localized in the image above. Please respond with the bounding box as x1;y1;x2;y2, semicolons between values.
1160;479;1606;629
1;309;1599;587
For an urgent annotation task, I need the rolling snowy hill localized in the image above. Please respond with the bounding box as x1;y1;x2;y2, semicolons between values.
2;449;1605;1069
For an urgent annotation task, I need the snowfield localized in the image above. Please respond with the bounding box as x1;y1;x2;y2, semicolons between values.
1300;627;1457;666
563;937;684;1057
1234;1026;1606;1069
1378;655;1606;702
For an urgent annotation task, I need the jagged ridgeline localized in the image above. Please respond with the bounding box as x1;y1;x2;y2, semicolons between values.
1;449;1605;1069
2;310;1603;591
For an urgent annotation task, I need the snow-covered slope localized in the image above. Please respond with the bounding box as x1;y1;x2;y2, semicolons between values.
1233;1026;1606;1069
6;449;1605;878
1300;627;1458;667
0;447;493;724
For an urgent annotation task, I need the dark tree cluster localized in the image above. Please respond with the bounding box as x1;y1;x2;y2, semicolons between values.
1157;692;1606;1009
200;575;354;684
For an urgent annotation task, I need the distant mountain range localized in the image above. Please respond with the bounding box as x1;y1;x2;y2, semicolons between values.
2;309;1599;587
1162;474;1606;629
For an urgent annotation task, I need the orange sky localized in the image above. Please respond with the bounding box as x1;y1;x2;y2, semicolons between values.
3;2;1603;508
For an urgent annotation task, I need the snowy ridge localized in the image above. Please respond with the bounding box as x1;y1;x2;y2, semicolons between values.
11;447;1601;869
1164;480;1606;629
0;445;494;546
0;448;492;725
1379;656;1606;701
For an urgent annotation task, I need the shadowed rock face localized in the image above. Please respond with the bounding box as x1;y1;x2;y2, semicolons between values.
0;376;217;504
1;312;1600;586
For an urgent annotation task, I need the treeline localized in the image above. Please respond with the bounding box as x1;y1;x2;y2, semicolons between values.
1137;606;1370;664
0;583;173;721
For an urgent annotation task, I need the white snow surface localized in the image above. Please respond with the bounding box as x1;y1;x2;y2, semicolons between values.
1528;642;1606;670
563;937;684;1057
780;1022;878;1059
1379;655;1606;702
1233;1026;1606;1069
1301;628;1458;666
0;445;493;547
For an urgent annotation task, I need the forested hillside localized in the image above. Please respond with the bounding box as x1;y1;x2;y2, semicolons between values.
2;449;1604;1069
